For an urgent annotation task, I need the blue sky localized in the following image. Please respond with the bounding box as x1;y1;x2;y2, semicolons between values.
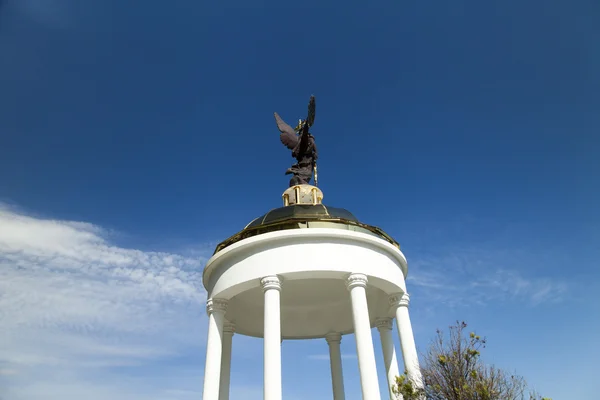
0;0;598;399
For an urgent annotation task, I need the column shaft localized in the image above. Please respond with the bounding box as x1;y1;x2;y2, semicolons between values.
377;319;402;400
347;274;381;400
392;294;423;388
202;299;228;400
262;276;282;400
326;333;346;400
219;324;235;400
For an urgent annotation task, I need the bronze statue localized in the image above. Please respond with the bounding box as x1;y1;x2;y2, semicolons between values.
274;95;318;187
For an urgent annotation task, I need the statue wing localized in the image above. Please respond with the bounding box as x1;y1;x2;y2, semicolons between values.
274;112;298;150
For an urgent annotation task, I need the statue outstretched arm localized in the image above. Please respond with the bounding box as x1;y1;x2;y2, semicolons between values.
306;95;316;127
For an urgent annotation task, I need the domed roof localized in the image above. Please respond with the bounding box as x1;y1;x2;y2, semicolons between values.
244;204;358;229
214;204;399;254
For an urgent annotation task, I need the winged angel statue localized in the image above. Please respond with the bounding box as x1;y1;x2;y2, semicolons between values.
274;95;318;187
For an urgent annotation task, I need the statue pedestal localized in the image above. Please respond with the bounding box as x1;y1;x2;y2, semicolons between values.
282;185;323;206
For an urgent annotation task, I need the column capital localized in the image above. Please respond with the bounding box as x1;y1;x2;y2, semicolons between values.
389;292;410;308
325;332;342;344
375;318;393;331
223;322;236;335
346;273;368;291
260;275;282;291
206;298;228;315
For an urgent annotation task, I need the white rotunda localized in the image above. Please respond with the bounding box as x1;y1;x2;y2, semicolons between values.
202;184;423;400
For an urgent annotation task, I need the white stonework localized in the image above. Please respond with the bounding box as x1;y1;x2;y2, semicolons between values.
390;293;423;387
261;275;282;400
326;333;345;400
347;273;381;400
377;318;402;399
202;299;228;400
203;228;408;339
219;323;235;400
202;213;423;399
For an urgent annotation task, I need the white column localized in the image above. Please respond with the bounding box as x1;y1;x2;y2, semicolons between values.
346;273;381;400
390;293;423;389
325;333;346;400
219;323;235;400
202;298;228;400
261;275;282;400
376;318;402;400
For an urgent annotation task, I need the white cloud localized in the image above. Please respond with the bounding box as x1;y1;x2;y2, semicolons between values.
0;204;209;399
0;204;572;399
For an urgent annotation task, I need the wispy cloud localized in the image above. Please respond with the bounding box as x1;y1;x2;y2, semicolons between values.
10;0;104;30
0;368;18;375
407;247;568;308
468;268;567;306
307;354;357;361
0;204;209;399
